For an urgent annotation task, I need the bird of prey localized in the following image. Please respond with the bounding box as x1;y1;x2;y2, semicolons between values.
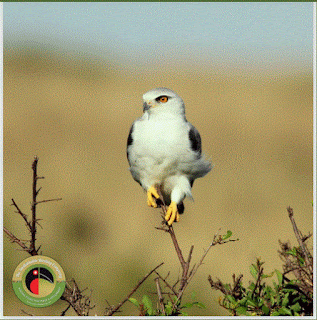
127;88;212;225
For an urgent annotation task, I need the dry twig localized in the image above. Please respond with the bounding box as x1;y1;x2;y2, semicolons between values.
287;206;313;277
208;273;243;299
3;227;30;252
3;157;94;316
154;191;238;314
155;277;165;315
278;207;314;296
61;279;95;316
105;262;164;316
4;156;62;256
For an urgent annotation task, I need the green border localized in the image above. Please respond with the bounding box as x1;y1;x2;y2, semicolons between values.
12;280;65;308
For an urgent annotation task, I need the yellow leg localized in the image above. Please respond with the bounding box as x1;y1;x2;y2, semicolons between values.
147;186;160;208
165;201;180;225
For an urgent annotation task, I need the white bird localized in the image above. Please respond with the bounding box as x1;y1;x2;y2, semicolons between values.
127;88;212;225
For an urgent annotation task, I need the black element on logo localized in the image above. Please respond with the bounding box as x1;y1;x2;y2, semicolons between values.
25;267;54;294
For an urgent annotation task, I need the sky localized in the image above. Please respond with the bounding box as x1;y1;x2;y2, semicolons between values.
3;2;314;69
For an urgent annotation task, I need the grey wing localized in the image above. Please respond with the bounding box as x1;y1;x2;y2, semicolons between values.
188;124;202;156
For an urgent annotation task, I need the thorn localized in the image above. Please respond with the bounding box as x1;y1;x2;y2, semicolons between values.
36;187;42;195
35;219;43;229
35;198;62;205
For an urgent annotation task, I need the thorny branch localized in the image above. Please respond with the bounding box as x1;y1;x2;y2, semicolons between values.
208;273;243;298
30;157;38;255
4;157;95;316
154;270;178;296
279;207;313;296
286;206;313;277
105;262;164;316
61;279;95;316
251;259;264;299
154;191;238;314
11;198;31;231
3;227;30;252
4;156;62;256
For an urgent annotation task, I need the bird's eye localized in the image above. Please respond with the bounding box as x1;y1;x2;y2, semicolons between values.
156;96;169;103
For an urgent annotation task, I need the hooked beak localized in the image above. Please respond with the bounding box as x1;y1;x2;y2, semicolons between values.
143;101;151;112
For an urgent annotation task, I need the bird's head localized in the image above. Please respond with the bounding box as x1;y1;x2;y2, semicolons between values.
142;88;185;117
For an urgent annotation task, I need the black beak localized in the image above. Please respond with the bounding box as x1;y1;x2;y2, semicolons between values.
143;102;150;112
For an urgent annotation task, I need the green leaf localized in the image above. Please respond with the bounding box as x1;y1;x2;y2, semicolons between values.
182;301;205;309
128;298;140;308
275;269;283;286
246;298;257;307
263;285;273;297
235;306;248;315
165;302;173;316
222;230;232;240
248;282;256;291
298;255;305;266
261;271;274;278
182;302;194;309
142;295;154;316
290;302;301;312
286;248;297;256
250;264;258;279
194;302;206;309
226;295;236;304
261;305;270;315
282;293;289;307
277;306;293;316
238;297;248;306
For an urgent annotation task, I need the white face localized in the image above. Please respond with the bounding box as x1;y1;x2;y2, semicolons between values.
142;88;185;114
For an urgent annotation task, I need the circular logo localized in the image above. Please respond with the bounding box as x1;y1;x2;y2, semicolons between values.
12;255;66;308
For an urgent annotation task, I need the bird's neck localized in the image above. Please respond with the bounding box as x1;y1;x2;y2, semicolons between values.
144;108;186;121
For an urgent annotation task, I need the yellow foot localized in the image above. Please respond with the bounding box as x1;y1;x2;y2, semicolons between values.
147;186;160;208
165;201;180;225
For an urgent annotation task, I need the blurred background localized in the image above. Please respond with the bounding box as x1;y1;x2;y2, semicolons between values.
3;2;314;316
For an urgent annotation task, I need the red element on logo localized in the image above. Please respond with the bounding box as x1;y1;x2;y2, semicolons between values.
30;278;39;295
33;270;38;276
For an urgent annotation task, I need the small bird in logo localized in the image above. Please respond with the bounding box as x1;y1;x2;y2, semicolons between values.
25;267;54;296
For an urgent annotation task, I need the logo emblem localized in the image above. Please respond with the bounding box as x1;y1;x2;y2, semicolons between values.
12;255;66;308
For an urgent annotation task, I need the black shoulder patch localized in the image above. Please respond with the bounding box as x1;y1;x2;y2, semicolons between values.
127;124;134;161
188;126;202;155
127;124;134;148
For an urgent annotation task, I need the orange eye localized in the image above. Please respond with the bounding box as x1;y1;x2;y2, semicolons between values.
156;96;168;103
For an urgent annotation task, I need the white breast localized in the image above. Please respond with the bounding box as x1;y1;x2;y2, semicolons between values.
129;114;196;185
133;116;189;162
